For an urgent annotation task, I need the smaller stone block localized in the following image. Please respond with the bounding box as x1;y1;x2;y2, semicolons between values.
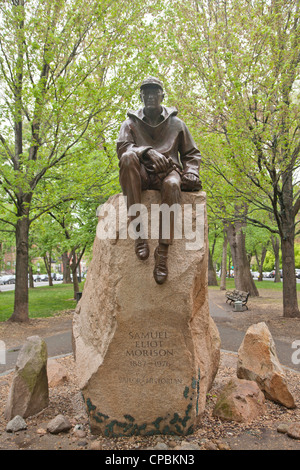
5;336;49;420
213;378;266;423
237;322;296;408
47;414;72;434
6;415;27;433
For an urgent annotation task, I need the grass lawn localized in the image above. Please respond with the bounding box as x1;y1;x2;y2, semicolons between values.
0;283;83;322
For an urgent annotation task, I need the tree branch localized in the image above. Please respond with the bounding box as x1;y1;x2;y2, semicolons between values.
0;216;16;228
29;196;74;225
293;195;300;218
0;134;15;162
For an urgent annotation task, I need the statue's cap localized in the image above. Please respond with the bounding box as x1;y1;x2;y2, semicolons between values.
140;77;164;91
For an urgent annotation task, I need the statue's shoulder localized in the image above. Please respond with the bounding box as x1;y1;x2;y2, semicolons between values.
166;108;187;128
163;106;178;120
118;110;140;131
127;108;143;120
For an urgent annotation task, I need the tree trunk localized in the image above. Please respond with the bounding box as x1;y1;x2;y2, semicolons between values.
271;235;281;283
280;170;300;318
220;232;227;290
226;220;259;296
208;248;218;286
29;264;34;288
72;269;79;300
281;235;299;317
62;251;72;283
71;249;79;299
8;3;28;322
77;261;82;283
9;214;30;322
43;253;53;286
255;246;267;282
228;255;232;278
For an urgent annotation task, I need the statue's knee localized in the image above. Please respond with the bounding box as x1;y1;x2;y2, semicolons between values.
119;151;139;169
164;176;181;192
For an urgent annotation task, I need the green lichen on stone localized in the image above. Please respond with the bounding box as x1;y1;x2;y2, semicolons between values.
162;425;171;434
145;429;157;436
85;378;199;437
19;364;45;393
98;410;192;437
186;425;194;435
152;417;163;430
101;416;148;437
196;368;201;415
213;395;233;419
95;412;109;423
191;377;197;389
124;414;135;422
128;424;139;436
170;413;179;424
175;424;184;434
105;419;118;436
181;403;192;427
85;397;96;413
18;341;47;393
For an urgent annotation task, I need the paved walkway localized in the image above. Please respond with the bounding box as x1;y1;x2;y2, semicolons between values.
208;293;300;373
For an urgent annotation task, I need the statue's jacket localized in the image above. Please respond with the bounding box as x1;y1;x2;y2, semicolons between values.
117;106;201;177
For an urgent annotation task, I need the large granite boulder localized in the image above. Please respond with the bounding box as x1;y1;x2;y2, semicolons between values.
5;336;49;420
73;190;220;436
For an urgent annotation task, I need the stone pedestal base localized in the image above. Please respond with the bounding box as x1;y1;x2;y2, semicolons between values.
73;191;220;436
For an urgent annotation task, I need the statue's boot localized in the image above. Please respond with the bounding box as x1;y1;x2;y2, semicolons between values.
153;246;168;284
135;239;149;261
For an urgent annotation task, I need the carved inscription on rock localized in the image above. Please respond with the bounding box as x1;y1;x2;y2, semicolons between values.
126;330;174;358
119;329;183;386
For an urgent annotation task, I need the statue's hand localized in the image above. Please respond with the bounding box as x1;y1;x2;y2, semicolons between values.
147;149;173;174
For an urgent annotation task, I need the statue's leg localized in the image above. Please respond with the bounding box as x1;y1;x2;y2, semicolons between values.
154;170;181;284
119;151;143;208
160;170;182;245
119;151;149;260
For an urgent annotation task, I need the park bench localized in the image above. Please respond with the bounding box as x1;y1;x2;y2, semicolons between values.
225;289;250;310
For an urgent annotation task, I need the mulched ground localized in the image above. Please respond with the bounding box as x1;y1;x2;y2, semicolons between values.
0;351;299;451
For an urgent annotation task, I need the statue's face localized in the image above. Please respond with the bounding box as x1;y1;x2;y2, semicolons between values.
140;85;164;111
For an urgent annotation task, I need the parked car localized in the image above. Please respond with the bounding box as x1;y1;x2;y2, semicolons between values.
263;272;272;278
40;274;49;281
251;271;259;278
1;275;15;284
55;273;63;281
33;274;41;282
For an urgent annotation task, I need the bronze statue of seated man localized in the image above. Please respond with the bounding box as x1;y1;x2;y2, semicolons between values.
117;77;202;284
